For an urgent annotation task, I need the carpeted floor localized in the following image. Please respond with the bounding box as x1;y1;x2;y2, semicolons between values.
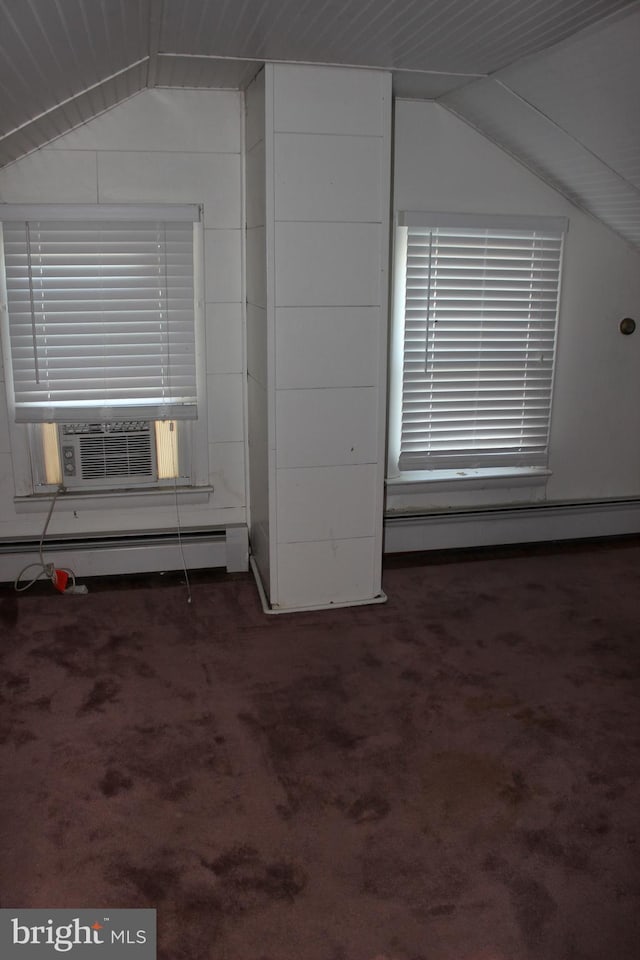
1;540;639;960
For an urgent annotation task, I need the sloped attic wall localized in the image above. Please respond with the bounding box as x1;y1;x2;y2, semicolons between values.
441;4;640;252
2;82;640;557
388;101;640;515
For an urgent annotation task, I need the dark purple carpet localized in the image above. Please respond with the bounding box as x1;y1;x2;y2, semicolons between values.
1;540;639;959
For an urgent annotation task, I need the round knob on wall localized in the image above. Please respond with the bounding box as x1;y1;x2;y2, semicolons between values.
619;317;636;335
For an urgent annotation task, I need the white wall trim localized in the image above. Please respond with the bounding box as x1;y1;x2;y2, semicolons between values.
386;467;550;495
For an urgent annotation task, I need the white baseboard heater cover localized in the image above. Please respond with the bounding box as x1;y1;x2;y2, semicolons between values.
384;498;640;553
0;526;248;582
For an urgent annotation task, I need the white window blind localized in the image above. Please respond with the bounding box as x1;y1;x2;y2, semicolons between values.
1;204;200;423
398;214;565;472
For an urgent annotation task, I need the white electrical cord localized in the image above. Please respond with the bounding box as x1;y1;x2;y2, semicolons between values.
174;476;192;605
169;422;192;604
14;485;77;593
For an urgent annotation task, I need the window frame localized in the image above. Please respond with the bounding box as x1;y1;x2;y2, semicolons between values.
388;211;567;486
0;203;209;499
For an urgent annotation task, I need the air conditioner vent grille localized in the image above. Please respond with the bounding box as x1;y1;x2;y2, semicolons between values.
78;433;154;481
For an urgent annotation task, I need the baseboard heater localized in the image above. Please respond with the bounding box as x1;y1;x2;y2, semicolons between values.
0;526;249;583
383;497;640;554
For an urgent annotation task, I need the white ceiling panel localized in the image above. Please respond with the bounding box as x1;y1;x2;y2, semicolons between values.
0;0;638;249
497;6;640;191
0;0;150;139
392;71;479;101
158;0;631;73
443;78;640;248
0;61;148;168
154;56;262;90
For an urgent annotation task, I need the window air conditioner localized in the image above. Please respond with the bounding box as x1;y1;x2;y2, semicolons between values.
58;421;158;490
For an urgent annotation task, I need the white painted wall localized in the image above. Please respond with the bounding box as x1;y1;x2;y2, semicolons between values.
389;100;640;514
0;89;246;542
3;84;637;577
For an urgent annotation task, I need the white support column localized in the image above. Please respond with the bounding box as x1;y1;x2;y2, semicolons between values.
247;64;392;612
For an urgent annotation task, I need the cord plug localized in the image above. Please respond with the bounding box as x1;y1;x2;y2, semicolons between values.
51;569;69;592
64;584;88;595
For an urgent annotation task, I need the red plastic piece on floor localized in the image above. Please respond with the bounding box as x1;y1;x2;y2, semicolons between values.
52;569;69;593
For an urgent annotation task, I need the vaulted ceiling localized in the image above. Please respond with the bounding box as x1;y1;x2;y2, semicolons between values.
1;0;639;248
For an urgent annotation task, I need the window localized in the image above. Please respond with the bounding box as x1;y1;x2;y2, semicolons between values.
0;203;206;494
391;212;566;476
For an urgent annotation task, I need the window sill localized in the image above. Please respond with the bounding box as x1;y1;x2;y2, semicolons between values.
386;467;551;495
14;485;213;513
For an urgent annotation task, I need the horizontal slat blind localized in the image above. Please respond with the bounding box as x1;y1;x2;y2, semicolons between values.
3;218;198;422
399;222;563;471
